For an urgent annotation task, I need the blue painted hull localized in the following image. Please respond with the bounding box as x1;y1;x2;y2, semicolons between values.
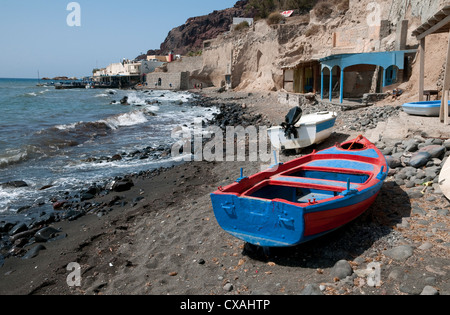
210;181;382;247
402;101;450;117
210;136;388;248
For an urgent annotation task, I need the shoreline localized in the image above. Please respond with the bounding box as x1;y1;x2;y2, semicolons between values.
1;88;450;295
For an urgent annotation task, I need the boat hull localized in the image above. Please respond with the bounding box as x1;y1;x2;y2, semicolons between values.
210;136;387;247
211;181;382;247
402;101;450;117
268;112;337;150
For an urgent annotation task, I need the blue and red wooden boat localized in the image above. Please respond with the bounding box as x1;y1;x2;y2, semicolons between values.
210;136;388;247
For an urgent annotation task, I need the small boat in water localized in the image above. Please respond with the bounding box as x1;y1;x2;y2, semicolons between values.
268;107;337;151
55;82;87;90
402;101;450;117
210;136;388;247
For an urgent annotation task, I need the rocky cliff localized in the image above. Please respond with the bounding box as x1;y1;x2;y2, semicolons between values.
152;0;251;56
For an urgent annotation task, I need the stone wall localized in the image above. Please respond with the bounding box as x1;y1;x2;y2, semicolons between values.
166;56;203;73
146;72;189;90
202;39;234;87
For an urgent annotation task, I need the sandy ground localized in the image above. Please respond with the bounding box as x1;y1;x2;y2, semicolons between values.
1;88;450;296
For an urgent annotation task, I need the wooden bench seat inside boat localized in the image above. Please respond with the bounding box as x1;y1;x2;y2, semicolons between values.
243;166;372;204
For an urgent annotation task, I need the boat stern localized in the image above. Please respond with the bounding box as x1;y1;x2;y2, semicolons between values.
210;192;306;247
268;112;337;150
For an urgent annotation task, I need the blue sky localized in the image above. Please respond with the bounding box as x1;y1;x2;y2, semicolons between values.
0;0;238;79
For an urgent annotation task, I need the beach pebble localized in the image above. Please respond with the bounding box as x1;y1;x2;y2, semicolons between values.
331;260;353;280
9;223;28;236
404;139;419;152
80;193;95;201
22;244;46;259
444;139;450;149
388;268;405;281
34;227;62;242
223;283;233;292
384;245;414;261
300;284;323;295
420;286;439;295
385;155;402;168
112;179;134;192
53;200;68;210
436;209;449;216
418;242;433;251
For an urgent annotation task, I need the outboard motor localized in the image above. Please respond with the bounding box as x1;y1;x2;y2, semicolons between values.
281;106;302;139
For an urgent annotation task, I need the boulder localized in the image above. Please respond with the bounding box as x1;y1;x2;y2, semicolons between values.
1;181;28;188
9;222;28;236
384;245;414;261
34;226;62;242
120;96;129;105
408;151;431;168
418;145;446;159
112;179;134;192
22;244;46;259
331;260;353;280
385;155;402;168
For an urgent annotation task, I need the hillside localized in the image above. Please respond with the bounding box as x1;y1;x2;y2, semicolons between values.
139;0;319;57
136;0;251;57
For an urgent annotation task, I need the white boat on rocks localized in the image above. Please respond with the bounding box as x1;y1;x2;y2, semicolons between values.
268;107;337;151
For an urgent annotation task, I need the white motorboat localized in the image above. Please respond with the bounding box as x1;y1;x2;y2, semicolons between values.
268;109;337;151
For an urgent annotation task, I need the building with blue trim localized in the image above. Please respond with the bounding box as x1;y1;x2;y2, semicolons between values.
282;50;416;104
320;50;416;103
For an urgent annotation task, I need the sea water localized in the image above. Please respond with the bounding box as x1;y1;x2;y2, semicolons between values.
0;78;217;213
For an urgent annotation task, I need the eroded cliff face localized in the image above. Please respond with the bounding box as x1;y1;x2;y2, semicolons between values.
158;0;251;55
199;0;450;92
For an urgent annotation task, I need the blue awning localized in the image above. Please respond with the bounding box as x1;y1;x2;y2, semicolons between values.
319;50;417;103
320;50;416;71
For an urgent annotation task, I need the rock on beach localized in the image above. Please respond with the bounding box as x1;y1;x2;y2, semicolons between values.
331;260;353;280
384;245;414;261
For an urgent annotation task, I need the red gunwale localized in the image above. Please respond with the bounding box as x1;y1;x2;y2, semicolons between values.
212;136;385;197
